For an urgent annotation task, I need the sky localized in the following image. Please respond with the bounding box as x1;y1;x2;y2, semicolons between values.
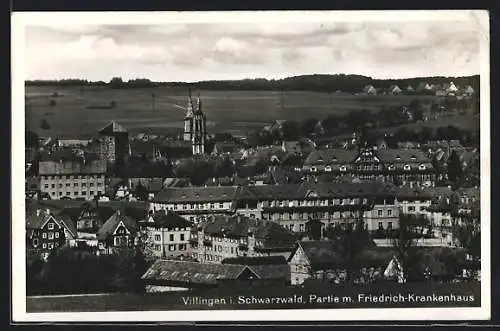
25;20;482;82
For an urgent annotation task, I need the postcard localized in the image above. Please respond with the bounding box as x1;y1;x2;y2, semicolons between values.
12;10;490;322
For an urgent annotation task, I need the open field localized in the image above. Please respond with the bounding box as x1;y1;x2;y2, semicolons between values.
25;86;452;138
27;282;480;312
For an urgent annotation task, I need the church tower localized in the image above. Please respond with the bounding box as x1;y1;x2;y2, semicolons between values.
183;90;194;141
192;93;207;155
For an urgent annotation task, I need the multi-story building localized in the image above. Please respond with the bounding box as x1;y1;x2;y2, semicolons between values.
97;209;141;253
139;210;193;259
39;159;107;201
151;182;401;237
191;214;296;263
26;208;77;256
302;146;435;187
235;182;400;234
150;186;238;221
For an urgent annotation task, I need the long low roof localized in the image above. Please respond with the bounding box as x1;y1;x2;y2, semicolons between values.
39;159;107;175
153;182;397;204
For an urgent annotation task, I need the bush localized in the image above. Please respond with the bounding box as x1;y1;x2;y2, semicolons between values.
49;99;56;107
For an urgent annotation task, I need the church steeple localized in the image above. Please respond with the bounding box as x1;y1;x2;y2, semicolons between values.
185;89;194;118
183;89;194;141
195;92;202;114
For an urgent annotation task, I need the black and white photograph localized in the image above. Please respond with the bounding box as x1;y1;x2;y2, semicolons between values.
12;10;490;322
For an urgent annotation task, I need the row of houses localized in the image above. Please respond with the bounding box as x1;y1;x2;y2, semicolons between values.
361;82;475;96
27;181;478;259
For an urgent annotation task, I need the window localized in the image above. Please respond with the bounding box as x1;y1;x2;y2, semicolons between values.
180;234;185;241
419;164;426;170
74;191;78;196
82;183;86;187
51;184;55;188
299;224;305;232
97;190;102;195
169;244;176;251
66;183;70;187
388;210;393;216
377;210;383;217
48;223;54;230
388;222;393;230
74;183;78;187
59;192;63;196
51;192;55;196
90;191;94;195
81;191;86;195
66;192;70;195
48;232;54;239
210;203;215;209
339;165;347;171
90;183;94;187
48;243;53;250
44;184;49;189
155;244;161;251
179;244;187;251
32;239;39;247
78;175;82;179
55;232;59;238
378;222;383;230
97;183;102;187
288;224;294;231
403;164;411;171
408;206;416;212
154;234;161;241
42;243;47;249
169;234;174;241
59;184;63;188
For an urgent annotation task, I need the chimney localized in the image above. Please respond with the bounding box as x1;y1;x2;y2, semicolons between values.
45;208;50;215
117;209;121;216
36;209;40;216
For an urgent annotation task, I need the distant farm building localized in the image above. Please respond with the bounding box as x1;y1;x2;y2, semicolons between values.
387;85;402;95
362;85;377;95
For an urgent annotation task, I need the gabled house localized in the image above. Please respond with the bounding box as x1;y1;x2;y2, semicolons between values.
97;209;140;253
287;240;394;285
139;210;193;259
445;82;459;95
26;208;78;257
405;85;415;93
362;85;377;95
387;85;402;95
463;85;475;96
416;82;432;94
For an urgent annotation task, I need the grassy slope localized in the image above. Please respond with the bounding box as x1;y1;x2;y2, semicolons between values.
26;86;460;139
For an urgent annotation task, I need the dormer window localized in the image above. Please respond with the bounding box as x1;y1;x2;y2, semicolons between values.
403;164;411;171
325;166;332;172
410;155;417;161
339;165;347;172
310;167;317;172
332;157;337;162
419;164;426;170
396;155;401;161
388;164;395;171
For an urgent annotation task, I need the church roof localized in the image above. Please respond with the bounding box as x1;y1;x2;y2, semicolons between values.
99;121;127;134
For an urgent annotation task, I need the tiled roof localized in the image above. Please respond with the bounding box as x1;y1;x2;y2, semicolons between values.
141;260;250;284
142;259;289;284
222;256;287;265
304;149;357;165
26;210;77;237
394;187;433;200
143;210;193;229
99;121;127;134
97;210;138;241
39;159;107;175
237;181;395;201
154;186;238;203
202;214;296;250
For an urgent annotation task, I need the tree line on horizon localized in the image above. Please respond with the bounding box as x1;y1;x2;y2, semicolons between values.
25;74;480;94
